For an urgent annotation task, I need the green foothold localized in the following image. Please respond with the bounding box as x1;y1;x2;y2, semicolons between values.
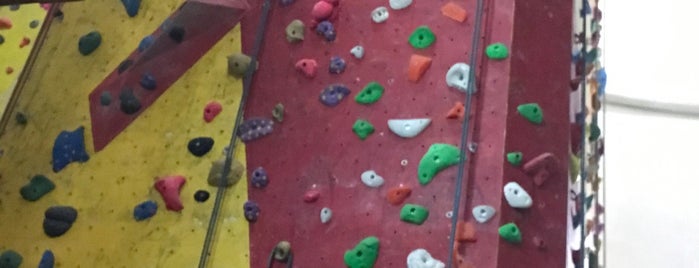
78;31;102;56
408;26;436;49
272;103;284;122
517;103;543;124
485;42;509;60
506;152;523;166
20;175;55;201
344;236;380;268
589;122;600;141
569;153;580;182
418;143;461;185
399;204;429;225
352;119;375;140
498;222;522;243
355;82;384;105
0;250;23;268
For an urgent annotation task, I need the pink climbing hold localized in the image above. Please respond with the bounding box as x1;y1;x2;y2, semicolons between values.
523;152;560;186
303;189;320;203
295;59;318;78
41;4;53;11
154;175;186;212
311;1;334;20
203;101;223;123
0;17;12;30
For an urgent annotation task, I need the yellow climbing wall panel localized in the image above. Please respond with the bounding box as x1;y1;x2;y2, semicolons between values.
0;1;249;267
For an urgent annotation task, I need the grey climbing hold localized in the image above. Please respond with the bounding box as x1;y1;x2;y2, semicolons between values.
407;249;444;268
285;19;305;42
272;103;284;122
15;112;27;125
273;241;292;261
100;92;112;106
168;25;185;43
361;170;384;188
390;0;413;10
387;118;431;138
446;63;472;93
503;182;532;208
350;45;365;59
320;207;332;223
371;7;389;23
207;157;245;187
29;20;40;29
472;205;496;223
227;53;256;77
236;118;274;142
119;88;141;115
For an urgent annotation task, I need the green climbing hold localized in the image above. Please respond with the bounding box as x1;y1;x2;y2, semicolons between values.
498;222;522;243
20;175;55;201
485;42;509;60
517;103;543;124
589;122;600;141
418;143;461;185
0;250;22;268
344;236;380;268
408;26;436;49
400;204;429;225
355;82;384;104
78;31;102;56
569;153;580;182
506;152;523;166
352;119;375;140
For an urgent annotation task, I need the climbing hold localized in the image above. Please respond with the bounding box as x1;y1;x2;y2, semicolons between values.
139;73;156;90
456;220;477;242
272;103;284;122
187;137;214;157
203;101;222;123
389;0;413;10
446;102;465;120
409;26;436;49
517;103;543;124
51;126;90;172
303;189;320;203
207;157;245;187
319;84;351;107
280;0;294;6
400;204;429;225
194;190;210;202
29;20;40;29
15;112;27;125
352;119;375;140
441;2;467;22
320;207;332;223
295;59;318;78
0;250;22;268
590;121;601;141
486;43;509;60
386;184;411;205
117;59;133;74
350;45;365;59
38;250;54;268
228;53;254;77
0;34;4;44
285;20;305;42
119;89;141;115
418;143;460;185
121;0;141;17
0;17;13;30
133;200;158;221
498;222;522;243
243;200;260;222
168;25;185;43
371;7;389;23
355;82;384;104
503;181;532;208
78;31;101;55
472;205;495;223
4;67;12;74
237;118;274;142
251;167;269;188
20;175;55;201
533;236;546;249
344;236;380;268
43;206;78;237
329;56;347;74
97;92;111;106
445;63;471;93
407;249;444;268
273;241;292;261
9;4;19;11
154;175;186;212
523;153;559;186
138;35;154;52
507;152;523;166
361;170;385;188
315;21;336;41
312;1;334;20
408;54;432;82
387;118;431;138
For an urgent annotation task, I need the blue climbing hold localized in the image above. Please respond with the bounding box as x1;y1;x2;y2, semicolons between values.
133;200;158;221
329;56;346;74
52;127;90;172
138;35;154;52
319;84;351;107
121;0;141;17
140;73;157;90
38;250;54;268
315;21;336;42
596;68;606;96
580;0;591;16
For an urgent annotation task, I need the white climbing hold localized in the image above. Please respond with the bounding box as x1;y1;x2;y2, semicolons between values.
472;205;496;223
350;45;365;59
360;170;385;188
371;7;389;23
446;63;472;93
503;182;533;208
387;118;431;138
320;207;332;223
445;211;453;219
407;249;446;268
389;0;413;10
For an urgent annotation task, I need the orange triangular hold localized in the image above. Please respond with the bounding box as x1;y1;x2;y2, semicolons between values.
408;54;432;82
441;2;467;22
456;220;477;242
447;101;465;120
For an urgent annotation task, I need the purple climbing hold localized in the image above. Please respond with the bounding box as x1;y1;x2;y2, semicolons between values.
329;56;346;74
280;0;294;6
140;73;156;90
236;118;274;142
250;167;269;188
315;20;336;42
319;84;351;107
244;200;260;222
52;127;90;172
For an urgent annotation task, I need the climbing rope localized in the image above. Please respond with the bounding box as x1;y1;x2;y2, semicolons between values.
197;0;272;267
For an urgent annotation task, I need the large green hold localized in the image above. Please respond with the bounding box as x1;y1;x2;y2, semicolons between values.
344;236;380;268
408;26;436;49
0;250;22;268
352;119;375;140
418;143;460;185
78;31;102;56
20;175;55;201
400;204;429;225
485;42;509;60
355;82;384;104
498;223;522;243
506;152;523;166
517;103;543;124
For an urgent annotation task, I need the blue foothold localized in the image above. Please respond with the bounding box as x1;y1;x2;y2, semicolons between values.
329;56;346;74
133;200;158;221
138;35;154;52
38;250;55;268
596;68;606;95
319;84;351;107
52;127;90;172
316;21;335;41
140;73;157;90
121;0;141;17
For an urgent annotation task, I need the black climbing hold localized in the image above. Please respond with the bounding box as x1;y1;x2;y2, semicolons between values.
139;73;156;90
20;175;55;201
117;59;133;74
15;112;27;125
9;4;19;11
138;35;154;52
43;206;78;237
0;250;22;268
52;126;90;172
78;31;102;56
168;26;185;43
29;20;40;29
100;92;112;106
119;89;141;115
0;34;4;45
194;190;210;202
53;9;64;19
187;137;214;157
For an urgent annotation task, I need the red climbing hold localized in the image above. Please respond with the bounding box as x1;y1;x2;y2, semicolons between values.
523;153;560;186
0;17;12;30
446;101;465;120
311;1;334;20
295;59;318;78
19;37;30;48
386;184;411;205
456;220;477;242
203;101;223;123
154;175;186;212
5;67;13;75
303;189;320;203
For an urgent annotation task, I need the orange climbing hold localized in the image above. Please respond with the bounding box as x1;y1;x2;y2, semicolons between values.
5;67;13;75
386;184;412;205
446;101;465;120
441;2;468;22
0;17;12;30
456;220;477;242
408;54;432;82
19;37;31;48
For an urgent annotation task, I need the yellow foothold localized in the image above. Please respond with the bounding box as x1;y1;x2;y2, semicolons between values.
285;19;305;43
